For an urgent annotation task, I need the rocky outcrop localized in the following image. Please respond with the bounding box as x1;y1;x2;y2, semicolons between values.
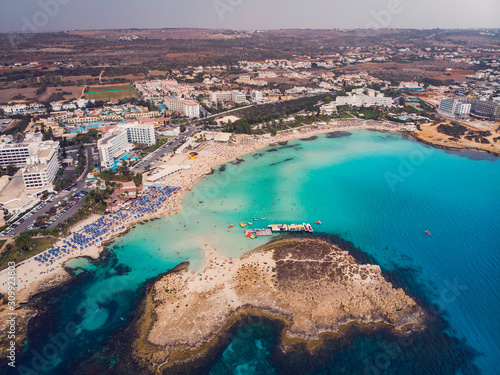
130;238;424;373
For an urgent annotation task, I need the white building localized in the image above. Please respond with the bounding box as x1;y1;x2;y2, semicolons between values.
118;122;156;146
209;91;247;104
251;90;263;101
0;143;37;167
320;102;338;115
438;98;471;120
22;141;60;190
258;72;278;79
97;131;129;169
164;96;200;118
98;122;156;169
335;94;394;107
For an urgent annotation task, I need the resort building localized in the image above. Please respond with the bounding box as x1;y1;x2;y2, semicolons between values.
21;141;61;190
163;96;200;118
0;140;60;215
98;131;129;169
209;91;247;104
469;99;500;121
0;138;56;169
438;97;471;120
320;102;338;115
0;143;36;167
335;94;394;107
251;90;263;101
98;122;155;169
118;122;156;146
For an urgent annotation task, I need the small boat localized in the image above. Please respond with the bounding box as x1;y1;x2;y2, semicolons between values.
155;226;159;229
245;230;252;237
250;235;256;239
240;222;247;228
261;218;266;221
303;223;309;232
228;225;234;228
248;222;253;225
253;217;259;221
425;231;431;235
315;221;322;225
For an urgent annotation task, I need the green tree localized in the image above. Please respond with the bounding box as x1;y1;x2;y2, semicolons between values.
132;173;143;187
6;164;17;176
15;232;33;252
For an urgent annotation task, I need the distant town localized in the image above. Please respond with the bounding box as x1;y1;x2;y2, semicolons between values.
0;28;498;261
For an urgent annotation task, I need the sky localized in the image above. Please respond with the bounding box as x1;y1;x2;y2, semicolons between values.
0;0;499;32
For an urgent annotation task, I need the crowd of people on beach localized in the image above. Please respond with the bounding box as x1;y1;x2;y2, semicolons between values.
31;186;180;269
4;120;409;292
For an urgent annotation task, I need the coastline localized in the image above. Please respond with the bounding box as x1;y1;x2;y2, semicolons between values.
409;131;500;157
0;119;408;300
123;238;425;374
0;118;493;361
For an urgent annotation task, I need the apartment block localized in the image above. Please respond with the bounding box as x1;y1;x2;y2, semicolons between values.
469;99;500;121
209;91;247;104
22;141;61;190
438;97;471;120
164;96;200;118
335;94;394;107
98;122;155;169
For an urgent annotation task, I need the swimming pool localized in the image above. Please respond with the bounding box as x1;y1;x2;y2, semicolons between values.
69;123;102;134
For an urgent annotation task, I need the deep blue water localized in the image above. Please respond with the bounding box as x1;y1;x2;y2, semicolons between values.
3;130;499;374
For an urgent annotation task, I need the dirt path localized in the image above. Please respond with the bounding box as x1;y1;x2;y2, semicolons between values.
78;85;87;99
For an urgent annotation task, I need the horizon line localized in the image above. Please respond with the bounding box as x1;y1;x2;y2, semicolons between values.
1;26;500;34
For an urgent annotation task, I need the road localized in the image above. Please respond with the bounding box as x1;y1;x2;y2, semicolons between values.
4;145;94;237
47;145;93;230
135;125;200;173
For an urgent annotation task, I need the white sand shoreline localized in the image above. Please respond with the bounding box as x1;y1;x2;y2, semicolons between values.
0;120;408;302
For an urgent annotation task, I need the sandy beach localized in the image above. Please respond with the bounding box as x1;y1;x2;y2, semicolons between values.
130;237;423;373
0;119;409;302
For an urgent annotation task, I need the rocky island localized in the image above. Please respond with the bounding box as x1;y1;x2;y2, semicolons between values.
128;238;424;373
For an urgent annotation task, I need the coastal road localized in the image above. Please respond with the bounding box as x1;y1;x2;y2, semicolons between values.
4;146;94;237
134;125;200;173
133;96;313;173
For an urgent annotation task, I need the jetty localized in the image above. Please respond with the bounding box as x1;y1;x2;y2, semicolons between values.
242;222;314;237
268;223;313;232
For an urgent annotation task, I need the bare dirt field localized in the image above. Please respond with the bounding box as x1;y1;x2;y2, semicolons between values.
86;83;138;101
0;88;37;104
0;85;83;104
425;69;475;82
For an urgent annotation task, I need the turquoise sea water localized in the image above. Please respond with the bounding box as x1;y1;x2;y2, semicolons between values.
3;130;499;374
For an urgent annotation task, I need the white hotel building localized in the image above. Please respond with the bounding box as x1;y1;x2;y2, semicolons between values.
0;140;61;190
438;97;471;120
209;91;247;104
98;122;155;169
164;96;200;118
22;141;61;190
335;94;394;107
0;143;37;167
0;140;60;190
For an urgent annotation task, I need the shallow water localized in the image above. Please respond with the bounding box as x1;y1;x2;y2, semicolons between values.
4;130;499;374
